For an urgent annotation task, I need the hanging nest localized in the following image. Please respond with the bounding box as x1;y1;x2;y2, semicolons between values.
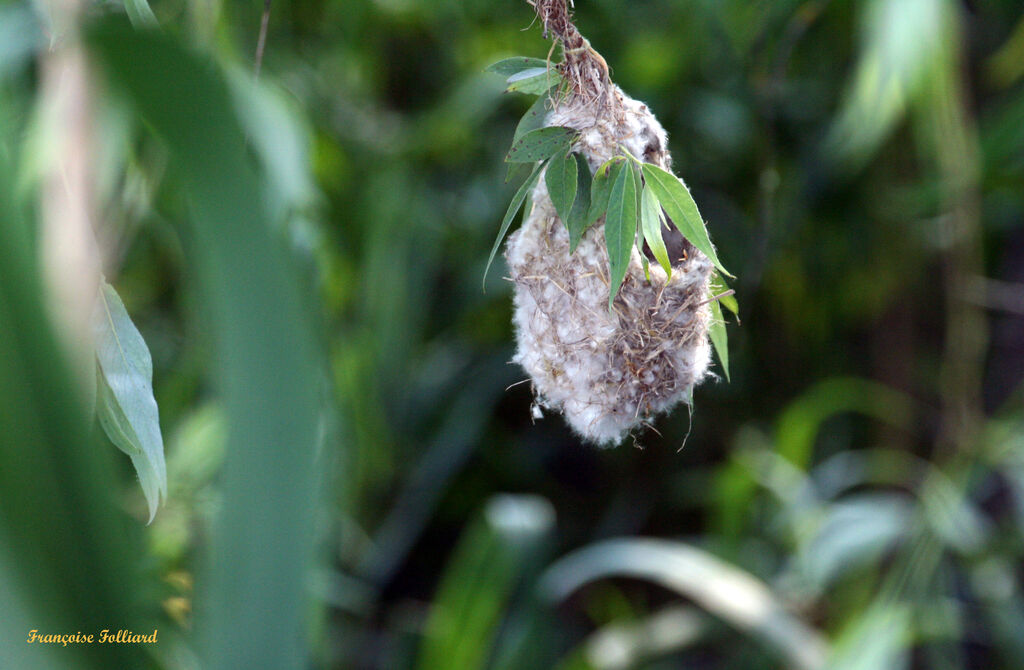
505;0;715;446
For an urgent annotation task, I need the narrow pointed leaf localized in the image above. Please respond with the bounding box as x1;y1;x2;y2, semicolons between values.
485;57;549;77
640;183;672;277
91;279;167;522
566;152;593;252
506;126;576;163
513;88;556;144
605;162;639;309
709;297;730;381
484;161;544;287
642;163;730;276
587;157;623;227
505;67;562;95
710;271;739;316
545;147;577;223
638;242;650;281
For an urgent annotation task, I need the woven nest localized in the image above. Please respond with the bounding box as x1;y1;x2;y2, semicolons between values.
505;87;714;446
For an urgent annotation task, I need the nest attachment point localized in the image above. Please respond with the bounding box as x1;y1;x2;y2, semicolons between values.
505;86;714;446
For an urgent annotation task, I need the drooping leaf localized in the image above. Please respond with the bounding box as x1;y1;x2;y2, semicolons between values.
505;67;562;95
540;538;829;670
91;23;323;670
484;161;545;287
545;147;577;223
605;161;639;309
0;100;147;670
91;279;167;522
506;126;576;163
587;157;624;227
566;152;593;252
485;57;549;77
123;0;158;28
710;271;739;316
640;183;672;277
708;297;730;382
641;163;730;276
638;239;650;281
513;87;557;144
631;163;650;282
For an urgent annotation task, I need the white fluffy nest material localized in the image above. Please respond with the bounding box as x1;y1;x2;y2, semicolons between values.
505;86;714;446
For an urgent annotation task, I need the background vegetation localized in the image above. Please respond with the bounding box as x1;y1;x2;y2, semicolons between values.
2;0;1023;668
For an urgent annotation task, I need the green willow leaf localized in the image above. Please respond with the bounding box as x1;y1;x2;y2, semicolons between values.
484;161;545;287
566;152;593;252
710;271;739;316
513;87;556;144
91;279;167;523
587;157;624;227
91;23;323;669
505;67;562;95
545;147;577;223
485;57;549;77
640;182;672;278
605;161;639;309
506;126;576;163
709;297;730;381
637;239;650;281
641;163;730;277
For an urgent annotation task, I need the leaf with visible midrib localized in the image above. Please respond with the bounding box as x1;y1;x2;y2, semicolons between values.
641;163;730;277
587;157;623;228
545;147;577;224
506;126;576;163
640;183;672;277
605;162;639;309
566;152;593;252
91;280;167;523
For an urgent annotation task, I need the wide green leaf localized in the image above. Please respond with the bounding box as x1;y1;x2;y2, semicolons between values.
545;147;577;223
485;57;549;77
604;161;639;309
505;67;562;95
708;296;730;381
566;152;593;252
484;161;544;286
506;126;576;163
587;157;623;227
640;183;672;277
91;280;167;523
641;163;730;276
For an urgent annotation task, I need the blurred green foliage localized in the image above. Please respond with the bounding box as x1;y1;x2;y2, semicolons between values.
2;0;1024;668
